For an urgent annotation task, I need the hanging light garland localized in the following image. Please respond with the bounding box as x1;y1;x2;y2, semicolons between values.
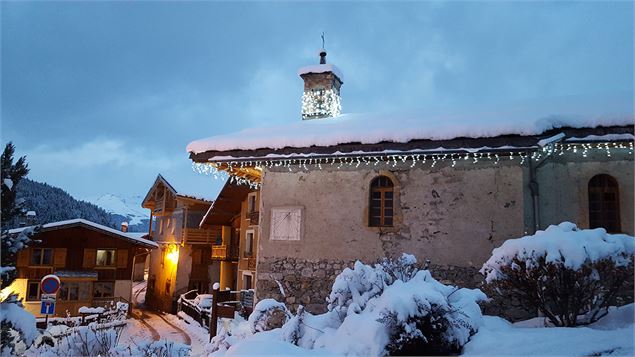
192;141;633;188
301;88;341;119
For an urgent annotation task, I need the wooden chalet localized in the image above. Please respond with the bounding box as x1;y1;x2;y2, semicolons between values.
6;219;157;317
141;174;219;312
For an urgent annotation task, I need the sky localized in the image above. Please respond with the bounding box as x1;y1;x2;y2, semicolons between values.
2;1;633;202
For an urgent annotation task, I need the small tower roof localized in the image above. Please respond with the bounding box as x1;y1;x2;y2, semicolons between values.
297;63;344;82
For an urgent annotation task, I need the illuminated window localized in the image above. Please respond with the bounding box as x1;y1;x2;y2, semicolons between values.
31;248;53;266
27;281;40;301
369;176;394;227
96;249;116;266
589;174;621;233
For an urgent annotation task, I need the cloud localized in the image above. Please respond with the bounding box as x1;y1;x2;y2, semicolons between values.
27;138;175;170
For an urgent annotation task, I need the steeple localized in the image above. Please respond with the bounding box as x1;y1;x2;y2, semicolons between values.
297;37;343;120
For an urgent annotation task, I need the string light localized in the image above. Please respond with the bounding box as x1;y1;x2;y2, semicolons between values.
192;141;633;188
301;88;341;119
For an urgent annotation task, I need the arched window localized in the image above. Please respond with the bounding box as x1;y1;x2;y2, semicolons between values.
588;174;621;233
369;176;394;227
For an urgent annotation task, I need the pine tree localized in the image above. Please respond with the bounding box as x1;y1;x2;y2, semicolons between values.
1;142;40;354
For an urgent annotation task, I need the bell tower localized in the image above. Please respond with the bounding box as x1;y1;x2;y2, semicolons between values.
298;44;343;120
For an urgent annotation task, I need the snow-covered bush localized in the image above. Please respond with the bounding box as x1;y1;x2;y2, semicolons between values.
209;254;486;356
26;321;126;357
481;222;635;327
247;299;291;334
327;253;421;320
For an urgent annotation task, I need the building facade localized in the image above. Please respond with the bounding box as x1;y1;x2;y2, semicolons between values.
187;51;634;318
142;175;219;312
5;219;157;317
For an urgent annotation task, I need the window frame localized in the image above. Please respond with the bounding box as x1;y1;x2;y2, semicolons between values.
588;174;621;233
26;281;41;301
244;230;255;257
30;248;53;266
369;176;395;227
93;281;115;298
95;249;117;267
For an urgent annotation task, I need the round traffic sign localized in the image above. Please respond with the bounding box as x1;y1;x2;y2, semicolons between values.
41;274;61;294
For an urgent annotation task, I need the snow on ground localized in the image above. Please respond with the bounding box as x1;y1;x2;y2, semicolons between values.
463;304;634;356
120;316;155;347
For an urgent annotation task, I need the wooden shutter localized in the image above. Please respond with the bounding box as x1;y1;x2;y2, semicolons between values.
53;248;67;268
16;248;30;267
83;249;96;268
117;249;128;268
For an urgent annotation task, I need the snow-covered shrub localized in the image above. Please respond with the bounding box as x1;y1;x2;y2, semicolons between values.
247;299;291;334
26;320;126;357
327;253;419;320
481;222;635;327
207;254;486;356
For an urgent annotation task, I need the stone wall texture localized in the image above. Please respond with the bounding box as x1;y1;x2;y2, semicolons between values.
256;257;538;321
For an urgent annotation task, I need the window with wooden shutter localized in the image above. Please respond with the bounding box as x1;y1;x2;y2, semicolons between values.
588;174;621;233
117;249;128;268
83;249;97;268
369;176;394;227
53;248;67;268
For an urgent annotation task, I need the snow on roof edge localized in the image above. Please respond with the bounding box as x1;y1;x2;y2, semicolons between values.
187;113;634;155
8;218;158;248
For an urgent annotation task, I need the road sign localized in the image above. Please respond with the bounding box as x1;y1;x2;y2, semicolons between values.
41;293;56;303
40;301;55;315
40;274;60;294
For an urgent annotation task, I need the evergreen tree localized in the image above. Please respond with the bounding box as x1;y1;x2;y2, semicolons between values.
1;142;40;354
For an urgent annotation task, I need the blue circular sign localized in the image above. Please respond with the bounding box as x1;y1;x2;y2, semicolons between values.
40;274;60;294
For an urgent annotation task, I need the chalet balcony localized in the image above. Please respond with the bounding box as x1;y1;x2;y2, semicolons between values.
184;227;220;245
211;243;239;261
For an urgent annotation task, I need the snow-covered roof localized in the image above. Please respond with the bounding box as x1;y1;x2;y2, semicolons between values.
8;219;158;248
297;63;344;81
187;95;634;155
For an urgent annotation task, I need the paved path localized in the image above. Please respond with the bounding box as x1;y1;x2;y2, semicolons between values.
130;281;192;345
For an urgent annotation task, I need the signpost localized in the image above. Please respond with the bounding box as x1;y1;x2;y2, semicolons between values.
40;274;60;324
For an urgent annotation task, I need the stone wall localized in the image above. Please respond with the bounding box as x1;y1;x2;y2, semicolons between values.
256;257;537;321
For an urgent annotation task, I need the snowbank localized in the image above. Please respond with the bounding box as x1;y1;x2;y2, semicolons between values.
464;304;634;356
481;222;635;283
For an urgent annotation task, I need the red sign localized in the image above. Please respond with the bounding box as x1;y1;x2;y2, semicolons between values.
40;274;61;295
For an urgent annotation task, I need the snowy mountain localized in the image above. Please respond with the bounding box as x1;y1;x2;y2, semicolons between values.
83;193;150;232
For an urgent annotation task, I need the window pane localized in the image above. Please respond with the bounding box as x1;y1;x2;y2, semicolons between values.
372;191;381;199
93;282;114;298
79;283;90;301
31;249;42;265
69;284;79;301
383;217;393;226
27;282;39;300
60;283;69;301
96;250;116;266
385;191;393;199
370;217;380;226
384;208;394;217
42;249;53;265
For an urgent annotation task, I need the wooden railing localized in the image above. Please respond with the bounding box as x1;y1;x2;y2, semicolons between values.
184;228;218;245
18;267;54;279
